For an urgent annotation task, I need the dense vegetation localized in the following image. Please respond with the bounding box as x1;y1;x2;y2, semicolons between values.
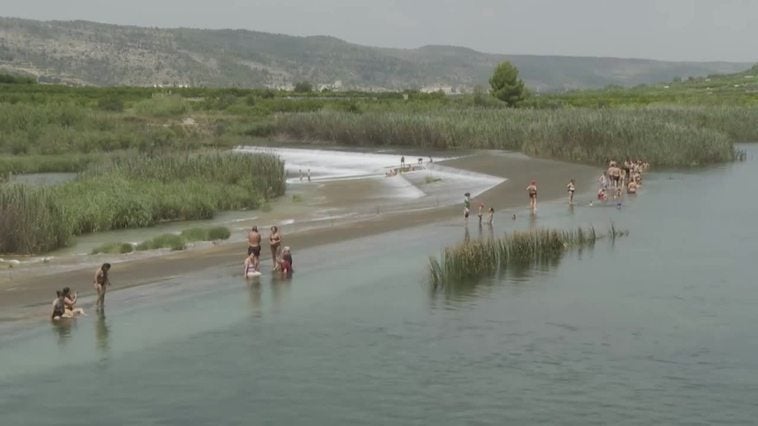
1;63;757;253
0;153;284;254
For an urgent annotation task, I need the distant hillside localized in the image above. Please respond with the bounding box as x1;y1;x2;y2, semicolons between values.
0;17;752;92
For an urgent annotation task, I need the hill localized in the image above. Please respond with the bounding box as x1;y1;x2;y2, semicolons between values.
0;17;752;91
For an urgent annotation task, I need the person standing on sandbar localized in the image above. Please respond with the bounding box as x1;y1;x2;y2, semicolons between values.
94;263;111;310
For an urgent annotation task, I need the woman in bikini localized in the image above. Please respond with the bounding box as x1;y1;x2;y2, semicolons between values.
566;179;576;205
526;181;538;212
269;226;282;270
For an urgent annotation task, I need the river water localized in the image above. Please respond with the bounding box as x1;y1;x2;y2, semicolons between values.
1;147;757;425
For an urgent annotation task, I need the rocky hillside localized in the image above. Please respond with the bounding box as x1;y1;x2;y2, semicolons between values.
0;17;751;91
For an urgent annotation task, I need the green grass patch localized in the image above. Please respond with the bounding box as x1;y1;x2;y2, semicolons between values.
91;242;134;255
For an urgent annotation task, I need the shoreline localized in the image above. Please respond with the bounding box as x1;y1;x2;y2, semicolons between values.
0;153;597;324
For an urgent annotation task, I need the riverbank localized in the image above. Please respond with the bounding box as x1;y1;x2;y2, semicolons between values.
0;152;597;323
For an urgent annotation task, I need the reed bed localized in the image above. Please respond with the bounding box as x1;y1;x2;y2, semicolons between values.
428;227;625;289
0;185;70;254
273;106;757;167
0;152;284;254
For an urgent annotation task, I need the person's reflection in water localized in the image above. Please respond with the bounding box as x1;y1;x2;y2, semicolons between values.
529;212;537;229
52;319;74;347
270;274;291;311
486;223;495;241
248;281;263;318
94;309;110;355
463;226;470;244
568;203;575;216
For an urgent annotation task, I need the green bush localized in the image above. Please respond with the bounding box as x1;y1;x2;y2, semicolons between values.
207;226;231;240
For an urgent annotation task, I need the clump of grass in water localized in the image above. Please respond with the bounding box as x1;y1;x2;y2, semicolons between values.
91;242;134;255
429;226;622;289
136;234;186;251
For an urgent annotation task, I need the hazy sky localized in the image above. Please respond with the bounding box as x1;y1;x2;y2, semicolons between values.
3;0;757;62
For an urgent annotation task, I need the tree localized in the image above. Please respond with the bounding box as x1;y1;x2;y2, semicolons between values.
293;81;313;93
489;62;526;107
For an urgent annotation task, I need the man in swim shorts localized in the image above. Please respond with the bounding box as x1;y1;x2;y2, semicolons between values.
248;226;262;272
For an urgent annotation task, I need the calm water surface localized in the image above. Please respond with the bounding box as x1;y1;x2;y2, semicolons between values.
1;147;757;425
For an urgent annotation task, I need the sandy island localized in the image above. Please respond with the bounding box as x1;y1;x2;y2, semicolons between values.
0;152;597;323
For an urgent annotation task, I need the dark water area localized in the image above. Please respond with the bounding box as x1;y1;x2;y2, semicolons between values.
1;146;757;425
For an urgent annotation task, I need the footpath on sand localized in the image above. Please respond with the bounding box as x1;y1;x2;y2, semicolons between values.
0;153;597;322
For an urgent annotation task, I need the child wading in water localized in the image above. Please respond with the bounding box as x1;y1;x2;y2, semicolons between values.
487;207;494;225
567;179;576;205
477;203;485;225
526;181;538;213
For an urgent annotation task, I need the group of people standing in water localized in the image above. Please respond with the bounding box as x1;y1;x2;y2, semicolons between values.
463;158;650;222
595;159;649;203
51;263;110;320
245;225;293;278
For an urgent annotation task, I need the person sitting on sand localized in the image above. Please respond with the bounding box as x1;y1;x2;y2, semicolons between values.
277;247;294;275
526;181;538;212
487;207;495;225
566;179;576;205
51;290;65;321
62;287;85;317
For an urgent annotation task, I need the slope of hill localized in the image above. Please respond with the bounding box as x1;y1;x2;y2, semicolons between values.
0;17;752;91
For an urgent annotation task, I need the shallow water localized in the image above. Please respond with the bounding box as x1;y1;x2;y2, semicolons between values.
1;147;757;425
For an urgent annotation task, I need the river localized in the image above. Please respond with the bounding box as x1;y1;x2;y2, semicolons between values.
1;146;756;425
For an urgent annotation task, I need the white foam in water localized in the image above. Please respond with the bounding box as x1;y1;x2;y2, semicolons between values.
236;147;445;182
236;146;506;206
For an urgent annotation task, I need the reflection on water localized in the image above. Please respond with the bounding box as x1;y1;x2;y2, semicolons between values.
52;320;75;347
247;281;262;318
269;275;292;309
94;310;110;355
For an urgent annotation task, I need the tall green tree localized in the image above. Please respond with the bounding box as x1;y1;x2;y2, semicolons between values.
489;62;526;107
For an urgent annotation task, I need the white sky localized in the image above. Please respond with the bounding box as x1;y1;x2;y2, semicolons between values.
3;0;757;62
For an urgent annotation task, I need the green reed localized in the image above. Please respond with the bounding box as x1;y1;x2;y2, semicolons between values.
0;152;284;254
429;227;623;289
273;106;757;167
0;185;70;254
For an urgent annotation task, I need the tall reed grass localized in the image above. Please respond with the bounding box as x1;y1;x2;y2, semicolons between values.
428;227;625;289
273;106;757;166
0;153;284;254
0;185;70;253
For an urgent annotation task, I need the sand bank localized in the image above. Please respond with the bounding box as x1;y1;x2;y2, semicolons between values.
0;152;596;323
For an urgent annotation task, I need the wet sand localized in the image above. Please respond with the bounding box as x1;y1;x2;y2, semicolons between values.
0;152;596;322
